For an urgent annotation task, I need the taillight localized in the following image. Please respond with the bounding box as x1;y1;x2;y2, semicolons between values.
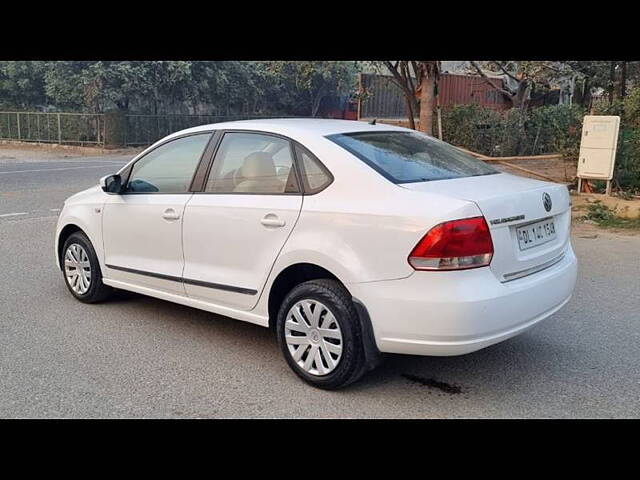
408;216;494;271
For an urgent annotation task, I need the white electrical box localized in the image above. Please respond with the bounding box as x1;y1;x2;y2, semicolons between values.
577;115;620;180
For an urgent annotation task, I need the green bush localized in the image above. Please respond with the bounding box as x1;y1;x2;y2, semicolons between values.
615;128;640;191
623;88;640;130
441;104;584;158
440;105;503;156
583;202;640;229
591;98;624;117
525;104;585;158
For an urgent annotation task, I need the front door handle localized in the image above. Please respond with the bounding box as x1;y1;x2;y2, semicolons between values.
162;208;181;221
261;214;286;228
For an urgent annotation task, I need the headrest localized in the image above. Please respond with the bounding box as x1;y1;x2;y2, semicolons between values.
240;152;276;179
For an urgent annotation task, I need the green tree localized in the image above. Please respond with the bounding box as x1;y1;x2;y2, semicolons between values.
0;61;48;109
0;60;361;116
43;61;195;113
261;61;358;116
189;61;261;115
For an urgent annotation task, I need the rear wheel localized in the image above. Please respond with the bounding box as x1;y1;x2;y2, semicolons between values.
61;231;113;303
276;279;368;389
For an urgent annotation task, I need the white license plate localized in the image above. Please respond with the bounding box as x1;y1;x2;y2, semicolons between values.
516;218;556;251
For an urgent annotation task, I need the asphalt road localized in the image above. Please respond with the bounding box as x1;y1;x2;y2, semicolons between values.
1;150;639;418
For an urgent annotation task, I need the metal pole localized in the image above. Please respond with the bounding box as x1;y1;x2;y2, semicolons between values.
57;113;62;144
17;112;21;140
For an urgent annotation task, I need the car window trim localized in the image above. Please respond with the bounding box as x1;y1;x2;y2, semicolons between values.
189;130;222;192
196;129;304;196
119;131;215;195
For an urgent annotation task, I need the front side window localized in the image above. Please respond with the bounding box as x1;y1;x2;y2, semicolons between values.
205;132;299;194
125;133;211;193
327;131;498;184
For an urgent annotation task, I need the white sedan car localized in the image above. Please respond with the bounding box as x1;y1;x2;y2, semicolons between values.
55;119;577;389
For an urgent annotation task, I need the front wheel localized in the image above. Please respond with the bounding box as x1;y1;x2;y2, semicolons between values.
276;279;368;390
61;231;113;303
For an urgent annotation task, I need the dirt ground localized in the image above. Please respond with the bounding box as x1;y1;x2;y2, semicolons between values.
0;140;142;164
496;158;577;184
570;193;640;237
571;193;640;219
571;216;640;237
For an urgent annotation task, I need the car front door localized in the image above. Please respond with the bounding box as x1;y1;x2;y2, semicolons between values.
102;132;213;294
181;131;303;310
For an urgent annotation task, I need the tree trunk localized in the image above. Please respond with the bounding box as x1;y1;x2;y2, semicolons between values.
609;61;616;105
419;73;435;136
405;95;416;129
513;80;531;111
583;77;592;110
311;88;325;117
621;61;627;98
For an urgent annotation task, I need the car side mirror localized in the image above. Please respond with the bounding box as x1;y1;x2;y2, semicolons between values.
100;174;123;194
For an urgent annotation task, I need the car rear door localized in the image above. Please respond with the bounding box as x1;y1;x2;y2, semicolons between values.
102;132;213;294
181;131;303;310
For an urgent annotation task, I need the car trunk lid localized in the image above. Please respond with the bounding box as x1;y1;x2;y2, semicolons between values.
400;172;571;282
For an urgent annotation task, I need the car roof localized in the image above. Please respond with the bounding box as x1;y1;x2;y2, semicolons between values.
165;118;411;141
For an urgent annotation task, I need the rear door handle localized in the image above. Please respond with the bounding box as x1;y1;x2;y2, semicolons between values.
261;214;286;228
162;208;181;221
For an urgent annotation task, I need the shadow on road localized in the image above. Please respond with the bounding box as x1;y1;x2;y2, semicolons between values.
99;289;576;398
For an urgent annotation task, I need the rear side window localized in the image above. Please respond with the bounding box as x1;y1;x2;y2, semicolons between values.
205;132;299;194
125;133;210;193
295;145;332;193
326;131;498;184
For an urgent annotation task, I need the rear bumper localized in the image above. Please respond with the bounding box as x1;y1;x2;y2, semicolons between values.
348;244;577;356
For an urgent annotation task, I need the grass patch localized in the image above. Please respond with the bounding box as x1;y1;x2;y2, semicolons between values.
582;202;640;229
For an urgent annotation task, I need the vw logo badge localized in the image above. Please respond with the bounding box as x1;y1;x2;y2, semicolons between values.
543;192;552;212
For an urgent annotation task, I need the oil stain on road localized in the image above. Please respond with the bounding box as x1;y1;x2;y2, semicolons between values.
401;373;464;394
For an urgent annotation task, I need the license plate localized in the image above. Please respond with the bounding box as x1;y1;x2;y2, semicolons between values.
516;218;556;251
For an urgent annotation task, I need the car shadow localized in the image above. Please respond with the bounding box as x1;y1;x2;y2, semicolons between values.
348;320;581;396
100;292;577;396
102;290;276;345
108;289;143;303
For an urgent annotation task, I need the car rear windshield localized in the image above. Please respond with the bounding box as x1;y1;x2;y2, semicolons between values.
326;131;498;184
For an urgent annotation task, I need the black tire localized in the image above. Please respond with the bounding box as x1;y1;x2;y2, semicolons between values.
276;279;368;390
61;231;113;303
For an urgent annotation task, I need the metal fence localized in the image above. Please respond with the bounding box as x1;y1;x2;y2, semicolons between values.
0;111;104;145
123;114;294;146
0;111;296;147
359;72;512;120
359;74;409;119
